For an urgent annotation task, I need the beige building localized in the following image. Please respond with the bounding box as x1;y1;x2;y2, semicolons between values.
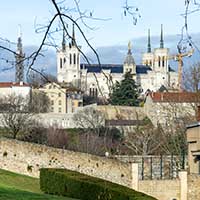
38;82;83;114
144;91;199;126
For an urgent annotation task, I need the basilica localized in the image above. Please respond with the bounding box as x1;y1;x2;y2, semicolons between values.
57;25;178;98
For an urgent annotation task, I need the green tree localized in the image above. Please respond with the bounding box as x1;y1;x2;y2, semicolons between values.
109;72;139;106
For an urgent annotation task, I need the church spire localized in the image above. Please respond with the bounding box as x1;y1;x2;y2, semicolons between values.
128;41;132;54
62;29;66;51
15;25;24;83
71;23;75;46
160;24;164;48
147;29;151;53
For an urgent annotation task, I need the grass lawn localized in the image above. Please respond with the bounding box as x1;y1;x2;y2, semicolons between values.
0;169;78;200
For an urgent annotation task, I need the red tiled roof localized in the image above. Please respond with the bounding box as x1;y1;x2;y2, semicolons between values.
149;92;200;103
0;82;30;88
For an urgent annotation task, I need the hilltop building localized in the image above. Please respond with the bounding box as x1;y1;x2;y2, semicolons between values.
38;82;83;114
57;25;179;98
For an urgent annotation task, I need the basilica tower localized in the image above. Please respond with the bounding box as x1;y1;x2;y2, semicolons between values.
154;24;169;73
57;24;81;87
142;29;154;69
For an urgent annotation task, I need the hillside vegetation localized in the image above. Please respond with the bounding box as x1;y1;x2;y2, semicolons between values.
0;169;78;200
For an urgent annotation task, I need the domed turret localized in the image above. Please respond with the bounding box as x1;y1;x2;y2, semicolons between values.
124;41;135;65
123;41;136;75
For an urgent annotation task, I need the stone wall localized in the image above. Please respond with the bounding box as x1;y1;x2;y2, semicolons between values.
2;138;200;200
0;138;132;188
139;179;181;200
188;174;200;200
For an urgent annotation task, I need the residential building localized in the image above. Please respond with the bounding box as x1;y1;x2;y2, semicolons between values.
144;91;200;125
0;82;31;98
38;82;83;114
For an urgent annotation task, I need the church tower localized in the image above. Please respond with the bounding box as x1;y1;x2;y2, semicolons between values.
57;24;81;87
15;26;25;83
123;41;136;75
142;29;154;69
154;24;169;73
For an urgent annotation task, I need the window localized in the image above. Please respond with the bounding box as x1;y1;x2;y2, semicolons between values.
51;100;54;105
64;57;66;64
158;56;161;67
51;107;54;112
58;107;61;113
60;58;62;68
58;93;61;97
59;100;62;105
77;54;79;65
70;54;72;65
162;56;165;67
74;53;76;65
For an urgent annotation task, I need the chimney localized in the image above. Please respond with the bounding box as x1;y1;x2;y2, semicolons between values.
197;105;200;122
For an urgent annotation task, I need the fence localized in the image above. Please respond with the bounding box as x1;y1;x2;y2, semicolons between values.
113;155;187;180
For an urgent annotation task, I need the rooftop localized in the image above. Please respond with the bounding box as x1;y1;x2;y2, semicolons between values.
149;92;200;103
0;82;30;88
80;64;152;74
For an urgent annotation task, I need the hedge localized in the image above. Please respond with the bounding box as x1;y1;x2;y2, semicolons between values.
40;168;157;200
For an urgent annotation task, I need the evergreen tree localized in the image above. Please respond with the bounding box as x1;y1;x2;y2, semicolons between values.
109;72;139;106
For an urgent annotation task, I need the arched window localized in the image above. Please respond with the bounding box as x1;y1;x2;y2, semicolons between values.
162;56;165;67
74;53;76;65
64;58;66;64
158;56;161;67
77;54;79;65
60;58;62;69
70;54;72;65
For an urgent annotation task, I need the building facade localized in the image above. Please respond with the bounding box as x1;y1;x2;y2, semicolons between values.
38;82;83;114
57;25;179;98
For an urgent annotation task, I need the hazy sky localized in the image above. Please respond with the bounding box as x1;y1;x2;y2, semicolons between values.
0;0;199;51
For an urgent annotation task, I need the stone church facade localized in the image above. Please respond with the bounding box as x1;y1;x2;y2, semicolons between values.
57;25;178;98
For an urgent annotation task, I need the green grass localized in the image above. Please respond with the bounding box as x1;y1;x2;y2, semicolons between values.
0;169;78;200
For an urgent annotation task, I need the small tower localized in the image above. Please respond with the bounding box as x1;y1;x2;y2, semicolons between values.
57;24;81;87
15;25;25;83
123;41;136;75
142;29;154;68
147;29;151;53
154;24;169;73
160;24;164;48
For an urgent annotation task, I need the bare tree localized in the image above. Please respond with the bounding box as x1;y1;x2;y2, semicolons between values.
27;71;57;88
124;117;161;156
29;90;50;113
73;107;105;135
0;94;33;139
184;62;200;92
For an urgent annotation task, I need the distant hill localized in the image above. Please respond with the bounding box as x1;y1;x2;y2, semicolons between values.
0;33;200;81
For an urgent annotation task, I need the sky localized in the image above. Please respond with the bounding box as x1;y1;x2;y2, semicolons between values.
0;0;200;82
0;0;199;51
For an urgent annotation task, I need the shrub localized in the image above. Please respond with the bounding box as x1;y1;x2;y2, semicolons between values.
40;168;157;200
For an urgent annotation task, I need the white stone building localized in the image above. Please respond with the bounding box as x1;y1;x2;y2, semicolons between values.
0;82;31;99
57;25;178;98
